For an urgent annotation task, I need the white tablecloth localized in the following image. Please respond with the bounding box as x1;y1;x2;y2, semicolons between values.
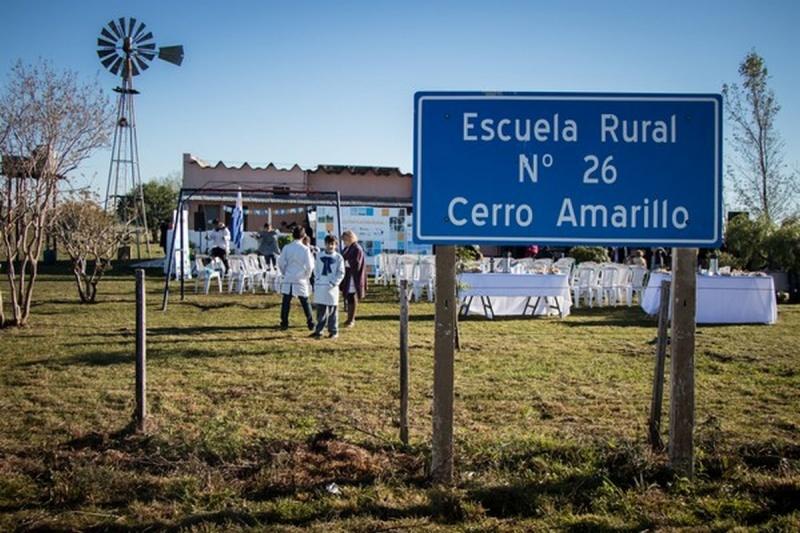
458;273;571;318
641;272;777;324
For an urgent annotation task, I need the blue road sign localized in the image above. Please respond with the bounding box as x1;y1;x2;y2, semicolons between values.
413;92;722;247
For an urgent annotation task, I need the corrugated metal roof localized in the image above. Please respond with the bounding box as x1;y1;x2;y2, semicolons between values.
186;154;411;178
188;193;411;208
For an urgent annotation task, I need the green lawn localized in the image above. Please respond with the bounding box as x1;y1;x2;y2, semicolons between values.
1;263;798;531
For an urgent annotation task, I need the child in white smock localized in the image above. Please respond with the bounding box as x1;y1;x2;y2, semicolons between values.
310;235;346;339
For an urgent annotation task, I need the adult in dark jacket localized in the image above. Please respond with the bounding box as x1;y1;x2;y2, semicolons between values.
340;230;367;327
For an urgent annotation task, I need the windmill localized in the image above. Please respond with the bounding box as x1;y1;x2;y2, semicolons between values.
97;17;184;256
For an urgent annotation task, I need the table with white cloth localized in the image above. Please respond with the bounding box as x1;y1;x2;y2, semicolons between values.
458;273;571;319
641;272;777;324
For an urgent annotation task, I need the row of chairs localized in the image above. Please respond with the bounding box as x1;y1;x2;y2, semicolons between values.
571;262;649;308
374;253;436;302
194;254;281;295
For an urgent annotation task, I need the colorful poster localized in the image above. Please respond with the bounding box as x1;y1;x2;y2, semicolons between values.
315;206;431;271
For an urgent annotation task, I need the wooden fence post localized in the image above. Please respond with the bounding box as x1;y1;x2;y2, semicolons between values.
432;245;456;484
648;279;671;451
669;248;697;478
135;269;147;432
399;279;410;446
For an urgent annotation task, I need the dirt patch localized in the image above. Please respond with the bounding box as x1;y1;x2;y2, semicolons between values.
245;430;424;498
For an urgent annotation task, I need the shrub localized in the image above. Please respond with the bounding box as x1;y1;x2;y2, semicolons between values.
568;246;610;264
456;245;482;262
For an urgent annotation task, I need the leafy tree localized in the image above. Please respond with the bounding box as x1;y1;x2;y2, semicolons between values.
764;218;800;273
724;214;773;270
0;60;111;327
51;192;131;303
724;214;800;273
722;51;799;222
116;174;179;242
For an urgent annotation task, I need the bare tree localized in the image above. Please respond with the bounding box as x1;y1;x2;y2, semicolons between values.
51;192;130;303
0;60;111;327
722;51;799;222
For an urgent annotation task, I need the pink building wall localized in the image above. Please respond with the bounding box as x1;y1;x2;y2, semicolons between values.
182;153;307;190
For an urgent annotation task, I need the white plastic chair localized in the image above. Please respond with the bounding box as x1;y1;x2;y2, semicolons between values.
412;255;436;302
383;254;399;285
372;253;387;285
257;255;277;293
396;255;418;295
626;266;649;306
193;256;223;294
572;265;597;308
245;254;267;292
227;257;252;294
598;265;623;306
554;257;576;277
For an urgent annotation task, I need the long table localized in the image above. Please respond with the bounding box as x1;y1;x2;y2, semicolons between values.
641;272;777;324
458;273;571;319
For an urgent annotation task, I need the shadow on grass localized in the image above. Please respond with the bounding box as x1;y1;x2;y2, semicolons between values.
183;301;279;312
147;324;280;336
358;313;434;322
16;343;291;368
467;473;603;517
564;307;656;328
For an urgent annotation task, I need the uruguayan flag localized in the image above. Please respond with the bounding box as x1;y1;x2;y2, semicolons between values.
231;190;243;251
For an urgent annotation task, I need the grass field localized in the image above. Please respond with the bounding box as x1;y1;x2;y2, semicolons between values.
1;263;799;531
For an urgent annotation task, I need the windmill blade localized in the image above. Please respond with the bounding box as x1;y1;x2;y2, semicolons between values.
97;48;116;60
135;31;154;44
127;17;137;38
107;19;123;39
129;60;140;77
110;57;124;75
101;27;117;42
134;55;150;73
97;37;116;49
132;21;147;41
137;50;156;61
137;41;156;50
119;17;130;38
158;45;184;66
100;54;118;69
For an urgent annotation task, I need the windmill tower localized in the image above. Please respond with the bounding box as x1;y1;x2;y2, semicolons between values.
96;17;184;256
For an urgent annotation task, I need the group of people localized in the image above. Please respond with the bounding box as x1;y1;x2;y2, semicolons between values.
204;219;366;339
278;226;366;338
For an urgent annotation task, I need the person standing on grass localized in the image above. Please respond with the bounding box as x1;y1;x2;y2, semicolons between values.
340;230;366;328
278;226;315;331
208;219;231;271
255;222;281;268
310;234;345;339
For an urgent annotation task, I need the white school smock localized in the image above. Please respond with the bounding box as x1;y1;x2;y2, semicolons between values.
313;250;345;306
278;240;314;297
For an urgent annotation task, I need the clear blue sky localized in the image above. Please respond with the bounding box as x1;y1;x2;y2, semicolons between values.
2;0;799;196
